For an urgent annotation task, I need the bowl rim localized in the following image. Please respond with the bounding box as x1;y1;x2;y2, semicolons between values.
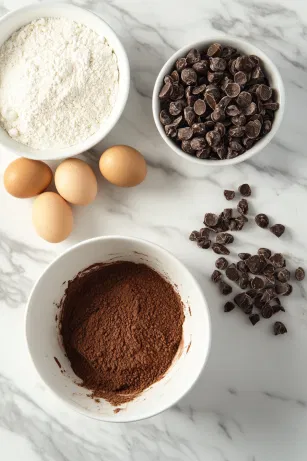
0;3;130;161
25;235;212;422
152;35;285;166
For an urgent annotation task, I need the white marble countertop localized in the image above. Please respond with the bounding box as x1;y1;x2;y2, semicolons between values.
1;0;307;459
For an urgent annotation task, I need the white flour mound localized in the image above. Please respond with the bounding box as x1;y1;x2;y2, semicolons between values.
0;18;119;149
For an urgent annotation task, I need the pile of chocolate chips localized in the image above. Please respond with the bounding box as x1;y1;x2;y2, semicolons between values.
189;184;305;335
158;43;279;160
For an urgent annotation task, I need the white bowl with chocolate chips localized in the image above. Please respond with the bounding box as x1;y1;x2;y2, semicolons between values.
152;37;285;165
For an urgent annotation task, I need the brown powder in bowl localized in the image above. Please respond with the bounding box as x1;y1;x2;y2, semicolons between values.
59;261;184;405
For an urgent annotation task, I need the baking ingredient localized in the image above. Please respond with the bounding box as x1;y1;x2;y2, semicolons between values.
237;198;248;215
224;190;235;200
211;270;222;283
32;192;73;243
273;321;287;335
4;157;52;198
55;158;97;205
99;145;147;187
249;313;260;325
215;257;228;270
255;213;269;228
212;243;230;255
295;267;305;281
0;18;119;149
158;43;279;160
270;224;285;238
219;280;232;295
60;261;184;405
238;184;252;197
224;301;235;312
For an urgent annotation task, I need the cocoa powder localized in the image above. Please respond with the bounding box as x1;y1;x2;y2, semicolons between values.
60;261;184;405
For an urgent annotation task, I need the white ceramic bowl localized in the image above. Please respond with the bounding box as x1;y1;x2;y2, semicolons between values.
152;36;285;166
25;236;211;422
0;3;130;161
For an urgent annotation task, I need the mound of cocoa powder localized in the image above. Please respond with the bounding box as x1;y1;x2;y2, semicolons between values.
60;261;184;405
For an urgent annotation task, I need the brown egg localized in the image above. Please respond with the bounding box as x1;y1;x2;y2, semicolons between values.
32;192;73;243
99;145;147;187
55;158;97;205
4;157;52;198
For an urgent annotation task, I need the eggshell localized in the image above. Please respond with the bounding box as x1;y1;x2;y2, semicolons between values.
55;158;97;205
4;158;52;198
32;192;73;243
99;145;147;187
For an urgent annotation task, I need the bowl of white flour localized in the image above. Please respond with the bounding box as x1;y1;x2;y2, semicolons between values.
0;3;130;160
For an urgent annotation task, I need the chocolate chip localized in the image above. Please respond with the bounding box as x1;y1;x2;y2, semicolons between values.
219;280;232;295
189;230;200;241
177;126;193;142
186;48;201;65
207;71;224;84
197;238;211;249
273;321;287;335
194;99;207;115
159;81;173;99
205;92;217;110
169;100;185;116
234;292;253;314
234;71;248;86
238;273;249;289
236;91;252;107
226;105;241;117
196;147;211;159
181;68;197;85
261;304;273;319
238;252;251;260
216;233;234;244
193;60;209;75
275;283;290;296
224;301;235;312
224;190;235;200
258;248;271;259
245;120;261;138
176;58;187;72
263;102;279;111
295;267;305;281
226;264;239;281
206;130;221;146
184;106;196;126
256;84;272;101
204;213;219;227
276;268;290;283
246;255;261;274
270;224;285;238
255;213;269;228
229;126;245;137
225;82;241;98
209;57;227;71
215;257;229;270
211;270;222;283
238;183;251;197
250;276;265;290
212;243;230;255
181;140;194;154
159;110;172;125
237;198;248;215
249;313;260;325
191;137;207;150
207;43;222;57
270;253;285;269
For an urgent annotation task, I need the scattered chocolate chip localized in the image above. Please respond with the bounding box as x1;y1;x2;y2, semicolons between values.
224;301;235;312
237;260;248;273
234;292;253;314
249;313;260;326
295;267;305;281
216;233;234;244
238;273;249;289
273;321;287;335
212;243;230;255
191;137;207;150
178;127;193;141
275;283;291;296
257;248;271;259
226;264;239;281
250;276;265;290
246;255;261;274
186;48;201;65
270;253;285;269
256;84;273;101
238;183;251;197
216;257;229;270
211;270;222;283
219;280;233;295
199;227;211;239
224;190;235;200
225;82;241;98
270;224;285;238
197;238;211;249
204;213;219;227
276;268;290;283
261;304;273;319
159;110;172;125
194;99;207;116
255;213;269;229
189;230;200;241
238;252;251;260
237;198;248;215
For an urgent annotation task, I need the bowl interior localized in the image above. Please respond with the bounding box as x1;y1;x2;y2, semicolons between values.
0;4;130;160
26;237;210;422
152;36;285;166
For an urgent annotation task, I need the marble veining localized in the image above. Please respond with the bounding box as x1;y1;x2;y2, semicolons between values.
1;0;307;460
